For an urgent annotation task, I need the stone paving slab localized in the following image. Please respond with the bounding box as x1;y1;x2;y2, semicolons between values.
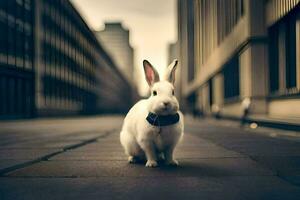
0;116;123;147
186;127;300;157
186;119;300;188
1;177;300;200
63;143;124;151
7;157;273;177
51;151;128;161
51;149;244;161
252;156;300;175
0;116;300;200
50;130;245;162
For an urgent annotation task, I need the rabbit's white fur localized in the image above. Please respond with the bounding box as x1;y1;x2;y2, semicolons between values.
120;59;184;167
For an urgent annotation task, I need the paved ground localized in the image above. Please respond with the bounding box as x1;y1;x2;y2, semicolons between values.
0;115;300;200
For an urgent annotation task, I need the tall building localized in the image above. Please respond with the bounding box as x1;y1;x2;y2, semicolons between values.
0;0;135;119
167;41;182;101
178;0;300;122
94;22;134;82
0;0;35;118
168;42;179;64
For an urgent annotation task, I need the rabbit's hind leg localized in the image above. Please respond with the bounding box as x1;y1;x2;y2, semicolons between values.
120;131;145;163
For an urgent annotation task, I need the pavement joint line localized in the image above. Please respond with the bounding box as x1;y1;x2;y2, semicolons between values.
0;129;110;147
0;151;63;177
0;130;114;177
247;154;300;187
187;130;300;187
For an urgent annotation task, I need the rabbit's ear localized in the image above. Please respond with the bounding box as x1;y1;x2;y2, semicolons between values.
143;60;160;86
166;59;178;84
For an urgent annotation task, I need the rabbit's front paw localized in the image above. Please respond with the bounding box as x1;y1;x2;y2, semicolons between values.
166;159;179;166
145;160;158;167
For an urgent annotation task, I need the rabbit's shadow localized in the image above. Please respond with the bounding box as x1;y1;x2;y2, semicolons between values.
130;159;233;177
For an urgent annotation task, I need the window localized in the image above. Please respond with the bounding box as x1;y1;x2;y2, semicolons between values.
268;25;279;92
0;4;8;66
208;79;213;106
268;6;299;95
187;0;194;82
7;1;16;67
285;12;297;89
223;56;240;100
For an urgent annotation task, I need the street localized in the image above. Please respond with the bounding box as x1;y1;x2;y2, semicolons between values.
0;116;300;200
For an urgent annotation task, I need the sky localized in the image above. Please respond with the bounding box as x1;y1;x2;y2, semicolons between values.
70;0;177;95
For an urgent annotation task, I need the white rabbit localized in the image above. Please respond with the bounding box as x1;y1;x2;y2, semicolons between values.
120;59;184;167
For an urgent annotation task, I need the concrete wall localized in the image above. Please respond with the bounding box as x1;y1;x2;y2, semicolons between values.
177;0;300;120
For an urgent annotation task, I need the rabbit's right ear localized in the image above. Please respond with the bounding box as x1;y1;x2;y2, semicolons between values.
143;60;160;87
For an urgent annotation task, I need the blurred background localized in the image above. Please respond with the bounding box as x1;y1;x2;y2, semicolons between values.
71;0;177;96
0;0;299;124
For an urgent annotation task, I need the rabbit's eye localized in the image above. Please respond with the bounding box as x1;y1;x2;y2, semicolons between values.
172;90;175;95
153;90;157;96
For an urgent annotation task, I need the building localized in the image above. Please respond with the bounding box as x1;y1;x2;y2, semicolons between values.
0;0;135;119
178;0;300;122
0;0;35;118
168;42;179;64
167;41;182;102
94;22;134;82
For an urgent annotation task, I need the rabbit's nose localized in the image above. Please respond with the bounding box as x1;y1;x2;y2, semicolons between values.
163;102;170;107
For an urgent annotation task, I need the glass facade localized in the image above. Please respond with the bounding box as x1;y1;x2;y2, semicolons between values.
268;5;299;96
0;0;34;118
40;0;97;113
0;0;134;118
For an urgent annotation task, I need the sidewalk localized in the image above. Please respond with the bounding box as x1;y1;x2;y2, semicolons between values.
0;116;300;199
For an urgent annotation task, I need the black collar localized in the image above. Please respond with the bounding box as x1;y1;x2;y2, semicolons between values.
146;112;180;127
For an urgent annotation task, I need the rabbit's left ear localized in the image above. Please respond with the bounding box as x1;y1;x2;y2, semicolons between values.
166;59;178;84
143;60;160;86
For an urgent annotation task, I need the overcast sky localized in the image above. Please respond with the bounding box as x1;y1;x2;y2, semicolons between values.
70;0;177;95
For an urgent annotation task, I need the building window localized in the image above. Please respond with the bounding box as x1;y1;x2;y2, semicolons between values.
268;6;299;95
208;79;213;106
187;0;194;82
0;2;8;67
268;25;279;92
223;56;240;100
285;12;297;89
